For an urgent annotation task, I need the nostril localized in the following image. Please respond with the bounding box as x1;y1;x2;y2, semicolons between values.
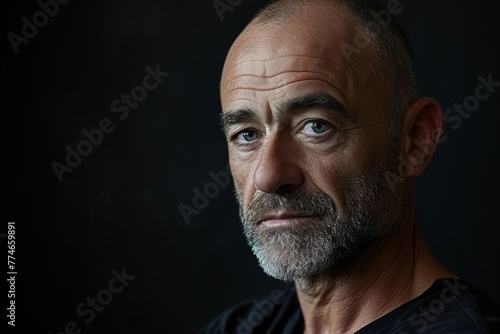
275;184;302;195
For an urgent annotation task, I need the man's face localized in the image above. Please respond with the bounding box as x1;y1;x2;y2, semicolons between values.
220;6;404;281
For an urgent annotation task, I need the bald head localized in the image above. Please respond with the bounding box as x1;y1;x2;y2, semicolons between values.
227;0;417;135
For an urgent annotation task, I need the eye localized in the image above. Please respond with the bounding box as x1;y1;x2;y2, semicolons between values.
235;130;259;144
303;120;330;135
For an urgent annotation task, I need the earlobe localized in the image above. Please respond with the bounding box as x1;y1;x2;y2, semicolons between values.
401;97;444;178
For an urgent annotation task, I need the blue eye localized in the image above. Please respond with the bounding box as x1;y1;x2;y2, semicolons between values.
236;130;259;143
303;121;330;134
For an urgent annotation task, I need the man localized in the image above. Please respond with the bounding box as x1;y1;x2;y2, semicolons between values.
199;0;500;333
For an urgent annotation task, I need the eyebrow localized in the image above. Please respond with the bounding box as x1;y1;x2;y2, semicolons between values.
277;93;350;120
220;107;258;135
220;93;352;135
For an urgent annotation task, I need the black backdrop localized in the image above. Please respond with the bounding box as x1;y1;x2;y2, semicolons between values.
3;0;499;333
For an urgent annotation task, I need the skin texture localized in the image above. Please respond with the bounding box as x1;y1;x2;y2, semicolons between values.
220;2;454;333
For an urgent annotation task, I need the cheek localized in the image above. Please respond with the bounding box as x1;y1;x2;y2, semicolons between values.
305;155;351;214
229;150;255;204
303;145;371;216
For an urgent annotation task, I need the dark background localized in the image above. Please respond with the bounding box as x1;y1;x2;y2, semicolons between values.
2;0;499;333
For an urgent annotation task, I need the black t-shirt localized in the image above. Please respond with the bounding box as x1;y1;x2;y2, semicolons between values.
198;278;500;333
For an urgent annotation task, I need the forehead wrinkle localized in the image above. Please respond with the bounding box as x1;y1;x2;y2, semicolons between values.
225;76;348;105
225;54;340;71
223;55;351;103
226;97;259;106
229;69;334;82
226;54;343;78
225;71;336;92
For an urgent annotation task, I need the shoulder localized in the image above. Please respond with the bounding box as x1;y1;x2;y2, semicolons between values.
196;284;302;334
364;278;500;333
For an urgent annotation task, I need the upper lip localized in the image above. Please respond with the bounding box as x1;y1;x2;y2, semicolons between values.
259;212;316;223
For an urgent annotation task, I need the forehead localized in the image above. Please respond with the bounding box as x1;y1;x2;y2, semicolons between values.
221;5;382;117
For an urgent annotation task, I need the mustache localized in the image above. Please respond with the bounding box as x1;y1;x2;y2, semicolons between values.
242;191;338;224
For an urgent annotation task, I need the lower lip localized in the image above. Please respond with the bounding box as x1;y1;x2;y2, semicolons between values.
261;216;319;228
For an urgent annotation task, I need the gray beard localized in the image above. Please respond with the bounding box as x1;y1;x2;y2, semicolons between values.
236;151;404;282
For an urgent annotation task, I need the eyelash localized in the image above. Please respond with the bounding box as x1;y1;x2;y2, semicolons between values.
302;120;331;135
231;129;261;147
230;119;334;148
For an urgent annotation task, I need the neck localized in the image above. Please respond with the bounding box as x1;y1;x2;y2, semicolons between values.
295;187;454;334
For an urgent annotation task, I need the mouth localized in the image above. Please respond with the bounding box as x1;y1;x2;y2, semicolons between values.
259;212;320;227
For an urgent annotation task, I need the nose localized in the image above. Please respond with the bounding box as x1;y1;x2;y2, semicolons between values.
253;135;303;194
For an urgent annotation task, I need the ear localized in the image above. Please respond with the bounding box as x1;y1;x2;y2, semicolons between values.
400;97;444;178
